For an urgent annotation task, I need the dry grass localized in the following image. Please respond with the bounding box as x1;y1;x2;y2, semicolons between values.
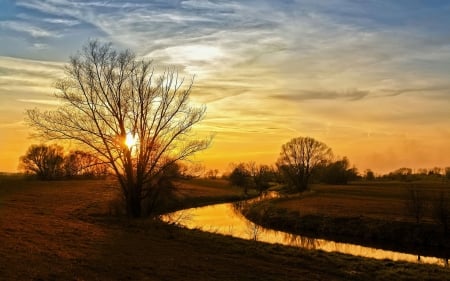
174;178;242;198
279;181;450;222
1;177;449;280
243;180;450;258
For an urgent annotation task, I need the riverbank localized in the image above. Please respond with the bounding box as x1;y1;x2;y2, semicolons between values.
1;176;450;280
242;181;450;259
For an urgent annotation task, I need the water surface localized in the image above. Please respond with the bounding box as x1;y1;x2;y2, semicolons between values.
162;199;447;267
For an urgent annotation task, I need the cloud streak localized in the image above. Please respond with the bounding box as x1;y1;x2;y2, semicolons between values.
0;20;56;37
0;0;450;173
274;89;370;101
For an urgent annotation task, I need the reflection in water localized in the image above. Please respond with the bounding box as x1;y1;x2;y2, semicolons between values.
161;201;447;267
284;233;318;249
245;221;260;241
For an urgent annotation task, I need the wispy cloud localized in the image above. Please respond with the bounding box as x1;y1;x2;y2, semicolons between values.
0;20;56;38
274;89;370;101
17;99;60;106
1;0;450;172
379;86;450;98
43;17;80;26
0;56;63;100
30;43;49;50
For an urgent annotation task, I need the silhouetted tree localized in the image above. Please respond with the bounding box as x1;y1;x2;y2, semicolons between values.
26;41;210;217
320;157;357;184
64;150;109;178
19;144;65;180
143;161;183;215
364;169;375;181
277;137;332;192
177;162;205;179
247;162;274;194
405;186;425;224
388;167;413;181
205;169;219;179
229;163;252;194
445;167;450;180
417;168;428;176
432;192;450;236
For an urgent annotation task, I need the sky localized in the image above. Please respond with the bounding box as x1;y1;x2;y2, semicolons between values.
1;0;450;174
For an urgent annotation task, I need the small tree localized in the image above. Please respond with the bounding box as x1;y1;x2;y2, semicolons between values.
247;162;273;194
64;150;109;178
432;192;450;236
205;169;219;179
428;167;442;176
320;157;356;185
277;137;332;192
26;41;210;217
19;144;65;180
389;167;413;181
364;169;375;181
229;163;251;194
177;162;205;179
405;186;425;225
444;167;450;180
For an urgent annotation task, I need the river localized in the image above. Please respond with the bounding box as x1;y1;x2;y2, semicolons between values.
161;194;448;267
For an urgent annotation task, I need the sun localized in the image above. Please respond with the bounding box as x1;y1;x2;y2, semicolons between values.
125;132;137;149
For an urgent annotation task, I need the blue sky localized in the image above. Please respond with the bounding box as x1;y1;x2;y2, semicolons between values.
1;0;450;173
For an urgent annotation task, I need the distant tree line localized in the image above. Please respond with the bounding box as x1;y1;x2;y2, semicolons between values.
227;136;359;194
363;167;450;182
226;134;450;194
19;144;203;183
228;162;277;195
19;144;109;180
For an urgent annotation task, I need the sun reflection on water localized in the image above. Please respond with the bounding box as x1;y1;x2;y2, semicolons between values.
162;200;448;267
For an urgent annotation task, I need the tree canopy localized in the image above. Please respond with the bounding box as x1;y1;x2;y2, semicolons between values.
19;144;65;180
277;136;332;191
26;41;210;217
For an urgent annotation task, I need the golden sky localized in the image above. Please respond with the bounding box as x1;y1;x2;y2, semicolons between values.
1;1;450;174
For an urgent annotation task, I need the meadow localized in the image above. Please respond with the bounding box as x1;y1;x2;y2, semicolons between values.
244;180;450;258
1;175;450;280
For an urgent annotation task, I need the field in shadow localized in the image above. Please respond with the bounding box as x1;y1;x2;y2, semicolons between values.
243;181;450;259
0;176;449;280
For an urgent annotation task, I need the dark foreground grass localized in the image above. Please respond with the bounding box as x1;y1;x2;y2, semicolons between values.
0;177;449;280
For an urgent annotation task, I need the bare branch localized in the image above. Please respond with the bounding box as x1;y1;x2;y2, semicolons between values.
26;40;210;217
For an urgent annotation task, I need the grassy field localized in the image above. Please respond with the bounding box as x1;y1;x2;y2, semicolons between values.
157;178;247;213
1;175;450;280
276;181;449;222
244;180;450;257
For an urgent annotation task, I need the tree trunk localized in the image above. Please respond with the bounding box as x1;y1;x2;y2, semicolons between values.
299;174;310;192
126;185;142;218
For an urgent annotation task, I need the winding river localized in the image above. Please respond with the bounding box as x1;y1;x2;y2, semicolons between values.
162;194;448;267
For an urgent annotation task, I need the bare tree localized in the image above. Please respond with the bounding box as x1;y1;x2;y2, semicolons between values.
178;162;205;179
64;150;109;178
26;41;210;217
229;163;251;194
432;192;449;235
19;144;65;180
405;186;425;224
205;168;219;179
445;167;450;181
364;169;375;181
276;137;332;191
247;162;273;194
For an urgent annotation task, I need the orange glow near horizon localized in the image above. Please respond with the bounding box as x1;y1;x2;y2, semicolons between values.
2;65;450;176
1;2;450;175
